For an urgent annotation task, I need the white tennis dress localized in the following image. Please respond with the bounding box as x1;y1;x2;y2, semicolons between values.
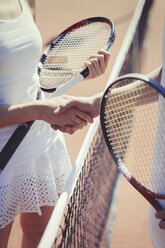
148;17;165;248
0;0;72;228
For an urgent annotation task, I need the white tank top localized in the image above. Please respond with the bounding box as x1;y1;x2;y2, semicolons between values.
0;0;42;105
0;0;59;170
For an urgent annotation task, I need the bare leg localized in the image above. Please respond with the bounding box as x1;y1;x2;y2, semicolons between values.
20;206;54;248
0;221;13;248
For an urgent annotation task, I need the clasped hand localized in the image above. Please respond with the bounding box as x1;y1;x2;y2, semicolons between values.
40;93;101;134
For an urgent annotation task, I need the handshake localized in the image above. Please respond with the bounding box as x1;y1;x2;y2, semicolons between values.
44;93;102;135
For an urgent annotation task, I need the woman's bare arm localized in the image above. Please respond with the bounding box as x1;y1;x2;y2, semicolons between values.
0;96;94;129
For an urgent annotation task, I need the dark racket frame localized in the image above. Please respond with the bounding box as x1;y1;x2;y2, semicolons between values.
100;73;165;211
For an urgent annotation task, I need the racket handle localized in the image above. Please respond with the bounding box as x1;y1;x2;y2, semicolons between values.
81;67;89;78
0;121;34;172
50;73;85;98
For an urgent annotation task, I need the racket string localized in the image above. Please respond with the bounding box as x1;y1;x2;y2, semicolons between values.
40;22;112;89
103;78;165;194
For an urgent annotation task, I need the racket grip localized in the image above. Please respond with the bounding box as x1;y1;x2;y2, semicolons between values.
0;121;34;172
80;67;89;78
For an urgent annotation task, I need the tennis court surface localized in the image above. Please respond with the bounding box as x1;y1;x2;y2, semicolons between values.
8;0;165;247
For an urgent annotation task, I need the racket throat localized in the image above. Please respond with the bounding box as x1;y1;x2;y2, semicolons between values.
130;178;164;211
50;73;85;97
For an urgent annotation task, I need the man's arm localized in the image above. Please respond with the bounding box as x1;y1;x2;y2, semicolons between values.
147;66;162;83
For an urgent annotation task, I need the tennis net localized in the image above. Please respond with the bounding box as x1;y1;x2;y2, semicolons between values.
38;0;153;247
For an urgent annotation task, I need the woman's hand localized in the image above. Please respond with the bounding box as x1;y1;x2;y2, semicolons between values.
42;93;102;134
85;50;110;79
54;93;102;118
38;95;93;124
51;107;89;134
51;106;94;134
36;95;95;134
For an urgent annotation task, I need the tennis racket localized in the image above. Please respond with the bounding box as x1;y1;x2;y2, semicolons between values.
100;73;165;211
0;16;115;172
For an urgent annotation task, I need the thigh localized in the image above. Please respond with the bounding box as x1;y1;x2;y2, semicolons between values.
0;221;13;248
20;206;54;234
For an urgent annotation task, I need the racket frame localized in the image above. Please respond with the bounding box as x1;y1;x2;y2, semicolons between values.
37;16;116;93
100;73;165;211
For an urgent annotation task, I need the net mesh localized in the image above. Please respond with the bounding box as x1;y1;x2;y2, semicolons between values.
53;128;118;248
40;21;112;89
102;77;165;195
38;1;153;247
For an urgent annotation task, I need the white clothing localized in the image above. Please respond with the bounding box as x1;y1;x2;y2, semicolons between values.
148;17;165;248
149;207;165;248
0;0;72;228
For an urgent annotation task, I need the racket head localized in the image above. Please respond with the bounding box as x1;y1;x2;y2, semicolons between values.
38;17;115;93
100;73;165;210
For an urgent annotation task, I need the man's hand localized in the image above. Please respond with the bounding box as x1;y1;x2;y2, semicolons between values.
155;210;165;229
